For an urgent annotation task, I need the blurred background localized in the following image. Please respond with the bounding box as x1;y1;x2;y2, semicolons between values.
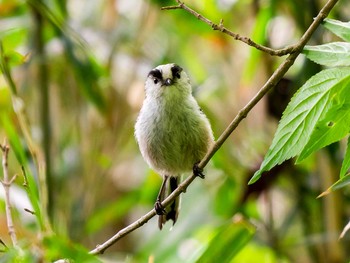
0;0;350;262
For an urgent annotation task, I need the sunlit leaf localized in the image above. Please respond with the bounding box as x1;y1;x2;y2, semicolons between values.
322;18;350;42
340;137;350;178
297;76;350;161
303;42;350;67
250;67;350;184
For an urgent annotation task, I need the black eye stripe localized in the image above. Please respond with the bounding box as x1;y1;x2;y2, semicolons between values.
171;64;183;78
148;69;163;81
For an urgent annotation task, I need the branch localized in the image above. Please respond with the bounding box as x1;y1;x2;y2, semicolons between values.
0;140;18;247
89;0;339;255
162;0;296;56
30;1;54;219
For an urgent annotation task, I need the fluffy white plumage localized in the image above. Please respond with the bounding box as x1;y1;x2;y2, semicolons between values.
135;63;214;229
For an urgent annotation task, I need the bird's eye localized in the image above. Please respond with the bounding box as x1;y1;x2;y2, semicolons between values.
154;78;159;84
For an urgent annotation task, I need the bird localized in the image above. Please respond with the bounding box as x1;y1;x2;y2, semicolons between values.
135;63;214;229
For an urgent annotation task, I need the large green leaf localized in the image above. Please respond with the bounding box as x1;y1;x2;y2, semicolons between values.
297;75;350;161
322;18;350;42
297;105;350;162
303;42;350;67
340;137;350;179
250;68;350;184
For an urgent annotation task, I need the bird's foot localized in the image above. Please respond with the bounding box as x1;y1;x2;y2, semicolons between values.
154;200;166;215
193;162;205;179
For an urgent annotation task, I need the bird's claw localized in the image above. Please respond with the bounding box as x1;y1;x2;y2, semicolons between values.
155;200;166;215
193;162;205;179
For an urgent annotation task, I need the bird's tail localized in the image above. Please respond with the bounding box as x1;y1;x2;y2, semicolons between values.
158;176;181;230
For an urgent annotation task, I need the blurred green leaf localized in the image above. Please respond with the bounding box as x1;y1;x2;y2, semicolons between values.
0;42;17;94
0;113;26;165
196;217;255;263
43;235;101;262
243;4;273;83
85;191;139;234
303;42;350;67
232;242;289;263
250;68;350;184
322;18;350;42
340;137;350;178
0;86;12;112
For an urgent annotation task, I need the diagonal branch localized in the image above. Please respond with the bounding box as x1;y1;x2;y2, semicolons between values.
161;0;297;56
89;0;339;255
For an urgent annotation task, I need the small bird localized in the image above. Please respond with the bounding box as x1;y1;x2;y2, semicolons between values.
135;63;214;229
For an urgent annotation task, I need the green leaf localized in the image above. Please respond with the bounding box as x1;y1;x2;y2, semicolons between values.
243;5;273;83
43;235;101;262
196;217;255;262
250;68;350;184
318;173;350;198
322;18;350;42
298;105;350;161
340;137;350;178
303;42;350;67
297;75;350;161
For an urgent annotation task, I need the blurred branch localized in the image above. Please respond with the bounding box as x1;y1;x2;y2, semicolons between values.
163;1;300;56
89;0;339;255
0;140;18;247
340;220;350;239
30;1;53;219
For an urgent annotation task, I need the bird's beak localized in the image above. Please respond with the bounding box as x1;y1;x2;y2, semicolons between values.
164;78;173;86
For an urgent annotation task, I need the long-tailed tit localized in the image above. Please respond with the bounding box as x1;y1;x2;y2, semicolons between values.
135;63;214;229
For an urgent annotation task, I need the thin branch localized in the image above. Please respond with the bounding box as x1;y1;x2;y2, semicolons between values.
162;0;296;56
0;141;18;247
89;0;339;255
339;219;350;239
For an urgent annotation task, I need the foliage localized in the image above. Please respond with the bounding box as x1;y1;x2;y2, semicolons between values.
252;19;350;194
0;0;349;262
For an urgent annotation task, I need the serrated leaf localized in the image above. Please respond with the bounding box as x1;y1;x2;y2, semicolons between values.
340;137;350;178
322;18;350;42
250;68;350;184
297;76;350;161
318;173;350;198
303;42;350;67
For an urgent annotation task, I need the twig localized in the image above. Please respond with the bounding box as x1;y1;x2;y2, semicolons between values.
0;141;18;247
339;219;350;239
89;0;339;255
162;0;296;56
